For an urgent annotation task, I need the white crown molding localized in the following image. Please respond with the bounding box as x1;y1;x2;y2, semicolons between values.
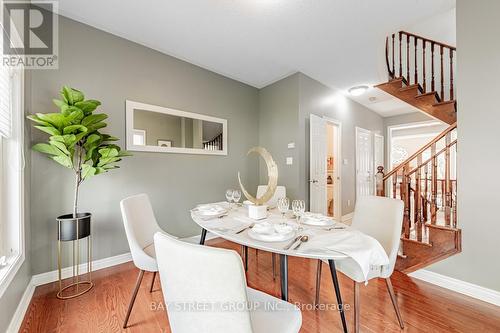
409;269;500;307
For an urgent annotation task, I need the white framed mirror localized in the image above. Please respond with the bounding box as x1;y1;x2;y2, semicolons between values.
126;100;227;155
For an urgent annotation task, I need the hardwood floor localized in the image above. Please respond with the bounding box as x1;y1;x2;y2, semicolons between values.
21;238;500;332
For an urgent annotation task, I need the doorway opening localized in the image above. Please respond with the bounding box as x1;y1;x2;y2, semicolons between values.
309;114;341;219
326;121;340;218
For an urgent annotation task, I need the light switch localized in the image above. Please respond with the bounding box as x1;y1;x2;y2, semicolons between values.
343;159;348;165
286;157;293;165
287;142;295;149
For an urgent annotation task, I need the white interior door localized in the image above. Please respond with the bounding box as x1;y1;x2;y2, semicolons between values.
356;127;374;198
309;114;327;214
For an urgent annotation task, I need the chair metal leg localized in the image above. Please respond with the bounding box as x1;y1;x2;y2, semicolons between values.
354;281;360;333
150;271;156;293
385;278;405;329
314;259;322;307
123;269;145;328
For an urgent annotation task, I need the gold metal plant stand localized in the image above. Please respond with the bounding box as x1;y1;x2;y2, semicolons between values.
57;216;93;299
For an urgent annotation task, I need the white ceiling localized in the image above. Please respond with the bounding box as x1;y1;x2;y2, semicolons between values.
58;0;456;117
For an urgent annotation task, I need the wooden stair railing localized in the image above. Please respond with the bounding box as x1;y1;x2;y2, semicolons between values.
203;133;223;151
375;122;458;247
385;31;456;102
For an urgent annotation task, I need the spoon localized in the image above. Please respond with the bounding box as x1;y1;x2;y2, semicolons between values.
293;235;309;250
283;235;302;250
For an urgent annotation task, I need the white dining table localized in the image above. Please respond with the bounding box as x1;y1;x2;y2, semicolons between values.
192;203;351;333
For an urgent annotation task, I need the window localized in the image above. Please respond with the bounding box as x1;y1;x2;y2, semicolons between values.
0;57;25;297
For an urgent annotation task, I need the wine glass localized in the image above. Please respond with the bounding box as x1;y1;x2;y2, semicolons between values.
225;189;234;209
232;189;241;207
292;200;306;230
277;197;290;225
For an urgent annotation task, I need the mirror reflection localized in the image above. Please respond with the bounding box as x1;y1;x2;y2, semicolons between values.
126;101;227;155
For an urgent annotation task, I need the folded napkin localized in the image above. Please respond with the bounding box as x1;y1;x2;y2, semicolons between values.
305;230;389;283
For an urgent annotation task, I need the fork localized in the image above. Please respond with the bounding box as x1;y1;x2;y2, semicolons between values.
235;223;255;234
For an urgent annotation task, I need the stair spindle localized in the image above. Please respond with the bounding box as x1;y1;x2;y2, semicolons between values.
399;32;402;77
414;37;418;85
424;165;429;222
392;34;395;76
431;143;437;224
403;164;411;239
444;133;452;226
415;157;423;242
392;171;397;198
440;45;444;101
407;35;410;83
450;50;454;100
431;42;435;92
422;41;427;92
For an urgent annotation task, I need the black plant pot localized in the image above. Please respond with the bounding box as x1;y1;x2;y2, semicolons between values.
57;213;91;241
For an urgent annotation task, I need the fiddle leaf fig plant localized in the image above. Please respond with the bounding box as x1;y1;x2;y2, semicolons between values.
28;86;131;217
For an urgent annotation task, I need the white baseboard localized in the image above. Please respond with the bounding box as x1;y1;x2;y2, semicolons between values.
31;252;132;287
409;269;500;307
6;278;35;333
5;231;219;332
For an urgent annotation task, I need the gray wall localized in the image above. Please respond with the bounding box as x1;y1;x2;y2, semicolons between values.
297;74;384;215
28;16;260;275
258;73;384;216
258;74;301;199
426;0;500;292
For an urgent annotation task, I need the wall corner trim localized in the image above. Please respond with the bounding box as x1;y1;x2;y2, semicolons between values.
409;269;500;306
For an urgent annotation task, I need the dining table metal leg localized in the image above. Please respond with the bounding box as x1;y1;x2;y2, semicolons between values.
328;259;348;333
280;254;288;301
241;245;248;271
199;228;207;245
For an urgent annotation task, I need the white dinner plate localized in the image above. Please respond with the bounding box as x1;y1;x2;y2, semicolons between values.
193;204;227;217
248;228;295;242
301;213;335;226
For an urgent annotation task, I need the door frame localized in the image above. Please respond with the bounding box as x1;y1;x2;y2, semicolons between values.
323;117;342;219
355;126;374;199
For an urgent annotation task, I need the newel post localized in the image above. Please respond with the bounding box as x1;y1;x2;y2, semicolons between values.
375;166;385;196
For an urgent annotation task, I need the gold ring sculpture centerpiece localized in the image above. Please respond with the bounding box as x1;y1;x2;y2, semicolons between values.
238;147;278;219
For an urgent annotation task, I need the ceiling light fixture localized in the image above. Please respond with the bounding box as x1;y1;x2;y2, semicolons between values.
348;85;369;96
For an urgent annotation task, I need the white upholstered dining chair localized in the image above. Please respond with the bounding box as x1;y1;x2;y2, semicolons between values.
120;193;165;328
154;231;302;333
256;185;286;208
315;196;405;332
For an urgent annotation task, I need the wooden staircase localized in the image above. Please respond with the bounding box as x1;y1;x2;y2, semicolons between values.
375;31;457;125
375;31;461;273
